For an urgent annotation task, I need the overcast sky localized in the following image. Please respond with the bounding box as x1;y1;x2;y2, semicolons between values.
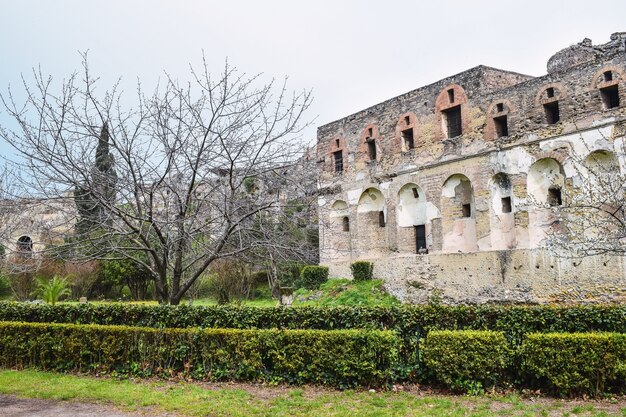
1;0;625;153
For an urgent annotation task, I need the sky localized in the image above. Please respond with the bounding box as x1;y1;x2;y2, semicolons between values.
1;0;626;153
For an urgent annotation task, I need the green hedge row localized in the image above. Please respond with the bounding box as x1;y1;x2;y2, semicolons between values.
0;321;399;389
2;302;625;343
423;330;626;396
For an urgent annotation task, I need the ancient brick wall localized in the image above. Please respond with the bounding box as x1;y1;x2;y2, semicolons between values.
317;33;626;303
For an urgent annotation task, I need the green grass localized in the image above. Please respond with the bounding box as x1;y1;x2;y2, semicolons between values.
293;279;400;307
0;370;624;417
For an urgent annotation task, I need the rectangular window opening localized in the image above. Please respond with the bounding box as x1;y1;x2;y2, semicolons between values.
415;225;427;254
544;101;560;125
401;128;415;150
601;85;620;109
494;115;509;138
378;211;386;228
342;217;350;232
335;139;340;147
367;127;373;137
333;150;343;173
447;89;455;103
444;105;462;138
367;140;377;160
462;203;471;218
496;103;504;113
547;186;562;207
604;71;613;82
501;196;512;213
412;188;419;199
546;87;555;98
404;116;411;126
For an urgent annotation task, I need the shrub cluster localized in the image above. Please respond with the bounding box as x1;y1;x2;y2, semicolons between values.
299;266;329;290
422;330;510;392
0;321;399;388
350;261;374;281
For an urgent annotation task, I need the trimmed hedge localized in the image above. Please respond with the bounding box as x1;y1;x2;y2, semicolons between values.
520;332;626;396
0;321;399;388
351;261;374;281
299;266;329;290
422;330;510;392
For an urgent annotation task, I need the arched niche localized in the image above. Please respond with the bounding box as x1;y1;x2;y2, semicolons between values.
441;174;477;252
356;187;388;254
17;235;33;252
488;173;517;250
357;188;385;213
527;158;565;206
396;183;427;227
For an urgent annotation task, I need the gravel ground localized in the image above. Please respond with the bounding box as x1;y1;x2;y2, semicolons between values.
0;395;172;417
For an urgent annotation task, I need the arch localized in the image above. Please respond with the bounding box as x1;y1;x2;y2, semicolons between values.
17;235;33;252
331;199;348;212
396;183;427;227
485;100;514;140
488;173;517;250
527;158;565;205
435;84;468;140
590;65;625;89
358;124;381;162
441;174;477;252
357;188;385;213
490;173;513;215
395;112;417;152
327;136;348;173
342;216;350;232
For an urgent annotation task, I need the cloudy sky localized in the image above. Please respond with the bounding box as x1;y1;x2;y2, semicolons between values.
1;0;625;152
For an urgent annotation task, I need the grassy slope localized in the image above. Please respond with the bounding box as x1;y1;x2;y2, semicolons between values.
293;279;400;307
0;370;623;417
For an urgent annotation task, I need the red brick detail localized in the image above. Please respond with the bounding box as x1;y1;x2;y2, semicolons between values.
484;99;515;141
435;84;469;140
534;83;568;106
324;136;348;173
590;65;626;89
357;124;381;163
531;152;568;166
394;112;418;152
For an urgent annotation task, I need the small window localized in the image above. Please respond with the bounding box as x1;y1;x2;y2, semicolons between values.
342;216;350;232
335;139;340;147
17;236;33;252
378;211;386;227
367;127;373;137
547;186;562;207
494;115;509;138
367;140;377;161
496;103;504;113
415;225;427;253
444;105;462;138
404;115;411;126
333;150;343;173
546;87;555;98
544;101;560;125
412;188;419;199
447;89;455;103
501;197;512;213
462;203;471;218
601;85;620;109
604;71;613;82
401;128;414;150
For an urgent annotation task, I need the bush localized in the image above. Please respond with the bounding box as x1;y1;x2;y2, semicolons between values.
0;273;10;298
350;261;374;281
206;259;254;304
0;321;399;388
422;330;510;392
35;276;70;305
299;266;329;290
519;332;626;397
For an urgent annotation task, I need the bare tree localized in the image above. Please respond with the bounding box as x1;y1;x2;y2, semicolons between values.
0;54;313;304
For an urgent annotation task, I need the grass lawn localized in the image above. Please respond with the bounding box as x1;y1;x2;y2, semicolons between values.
1;370;625;417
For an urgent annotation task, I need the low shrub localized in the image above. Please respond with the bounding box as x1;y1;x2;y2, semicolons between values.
0;321;399;388
519;332;626;397
422;330;510;392
350;261;374;281
299;266;329;290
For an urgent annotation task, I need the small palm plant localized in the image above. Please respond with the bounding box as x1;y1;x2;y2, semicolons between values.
36;276;71;305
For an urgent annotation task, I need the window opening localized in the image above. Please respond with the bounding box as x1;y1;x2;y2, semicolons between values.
367;140;377;160
546;87;555;98
447;89;455;103
401;128;414;150
412;188;419;199
601;85;620;109
335;139;339;147
17;236;33;252
496;103;504;113
342;216;350;232
544;101;560;124
444;105;462;138
378;211;386;227
494;115;509;138
415;225;427;253
367;127;373;137
501;196;512;213
404;115;410;126
462;203;471;218
333;150;343;172
547;186;562;207
604;71;613;82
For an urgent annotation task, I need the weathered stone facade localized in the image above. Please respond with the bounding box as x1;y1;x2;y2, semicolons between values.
317;33;626;304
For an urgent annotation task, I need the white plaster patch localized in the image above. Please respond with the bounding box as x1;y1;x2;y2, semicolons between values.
489;148;535;175
355;172;366;181
347;189;363;205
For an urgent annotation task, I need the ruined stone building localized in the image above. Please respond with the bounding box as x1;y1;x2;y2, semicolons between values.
317;33;626;304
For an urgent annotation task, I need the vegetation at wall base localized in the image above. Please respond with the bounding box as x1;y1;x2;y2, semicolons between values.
294;279;399;307
0;321;399;389
299;266;329;290
350;261;374;281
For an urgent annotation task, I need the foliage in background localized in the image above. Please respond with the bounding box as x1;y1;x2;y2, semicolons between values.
205;259;254;305
35;276;71;305
422;330;510;393
295;279;399;308
350;261;374;282
0;321;399;389
100;259;152;301
299;266;328;290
